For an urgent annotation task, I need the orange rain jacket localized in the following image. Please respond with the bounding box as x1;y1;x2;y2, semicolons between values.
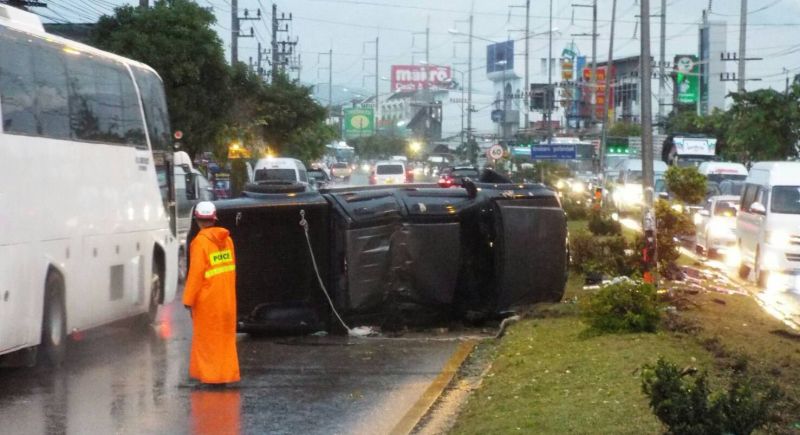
183;226;240;384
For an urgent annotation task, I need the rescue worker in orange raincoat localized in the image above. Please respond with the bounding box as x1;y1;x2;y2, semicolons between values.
183;201;240;385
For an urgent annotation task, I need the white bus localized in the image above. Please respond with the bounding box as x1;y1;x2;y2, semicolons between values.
0;7;179;365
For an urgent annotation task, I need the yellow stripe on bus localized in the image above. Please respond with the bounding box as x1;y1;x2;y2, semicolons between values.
204;264;236;278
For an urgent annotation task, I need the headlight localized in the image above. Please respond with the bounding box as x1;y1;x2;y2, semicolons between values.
708;219;734;238
693;212;703;226
762;251;780;271
556;180;566;190
671;203;683;213
622;185;642;206
767;230;791;248
361;163;371;172
571;182;585;194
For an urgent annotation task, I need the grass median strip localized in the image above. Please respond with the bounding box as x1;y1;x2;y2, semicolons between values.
449;315;715;434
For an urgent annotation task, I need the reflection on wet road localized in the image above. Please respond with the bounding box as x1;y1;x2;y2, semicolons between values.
0;301;473;434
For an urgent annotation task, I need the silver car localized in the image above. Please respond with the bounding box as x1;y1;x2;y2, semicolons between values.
695;195;740;257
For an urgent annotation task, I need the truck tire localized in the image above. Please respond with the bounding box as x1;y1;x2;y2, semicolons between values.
39;272;67;367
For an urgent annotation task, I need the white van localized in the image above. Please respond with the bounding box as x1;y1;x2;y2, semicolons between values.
611;159;669;212
253;157;309;186
736;162;800;289
370;161;407;185
698;161;748;184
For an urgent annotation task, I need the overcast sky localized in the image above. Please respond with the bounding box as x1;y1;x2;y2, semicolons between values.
38;0;800;131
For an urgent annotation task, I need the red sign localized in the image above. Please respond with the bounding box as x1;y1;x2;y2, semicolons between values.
390;65;452;92
582;66;614;119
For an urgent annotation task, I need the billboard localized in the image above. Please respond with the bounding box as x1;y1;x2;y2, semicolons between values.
674;55;699;104
582;65;614;119
343;107;374;138
390;65;452;91
486;40;514;73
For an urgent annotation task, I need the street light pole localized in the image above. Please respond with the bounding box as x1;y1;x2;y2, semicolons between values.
524;0;530;131
468;14;474;162
547;0;554;143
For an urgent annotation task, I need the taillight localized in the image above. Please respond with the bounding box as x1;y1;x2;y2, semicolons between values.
406;170;414;183
369;172;377;184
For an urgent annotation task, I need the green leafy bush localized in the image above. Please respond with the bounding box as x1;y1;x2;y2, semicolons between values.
665;165;707;205
653;200;695;268
642;358;781;435
581;278;660;333
587;208;622;236
563;198;589;220
570;231;633;276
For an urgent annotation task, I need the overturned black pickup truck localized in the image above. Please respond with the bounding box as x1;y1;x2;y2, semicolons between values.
188;172;568;335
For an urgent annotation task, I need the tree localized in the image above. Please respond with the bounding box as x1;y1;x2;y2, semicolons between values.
726;86;800;162
665;165;707;205
91;0;232;159
608;122;642;137
348;133;407;160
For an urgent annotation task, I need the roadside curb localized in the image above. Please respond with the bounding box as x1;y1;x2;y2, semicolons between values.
389;339;477;435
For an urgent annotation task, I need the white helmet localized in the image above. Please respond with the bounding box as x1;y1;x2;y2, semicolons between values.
194;201;217;221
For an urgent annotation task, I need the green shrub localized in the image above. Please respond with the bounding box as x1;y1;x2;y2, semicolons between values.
581;278;660;333
587;208;622;236
570;230;633;276
665;165;707;205
653;200;695;268
642;358;781;435
563;198;589;220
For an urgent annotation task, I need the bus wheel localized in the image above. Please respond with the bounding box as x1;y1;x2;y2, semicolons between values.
138;261;162;329
40;272;67;367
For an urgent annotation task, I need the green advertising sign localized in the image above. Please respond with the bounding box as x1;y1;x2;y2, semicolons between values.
343;107;374;137
674;55;699;104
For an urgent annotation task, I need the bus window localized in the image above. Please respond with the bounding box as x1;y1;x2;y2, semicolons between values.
132;67;171;152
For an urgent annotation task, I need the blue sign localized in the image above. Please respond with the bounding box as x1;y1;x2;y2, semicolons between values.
491;109;504;122
531;144;578;160
486;40;514;73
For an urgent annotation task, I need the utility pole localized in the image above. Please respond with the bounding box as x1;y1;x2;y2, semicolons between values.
658;0;666;132
524;0;531;130
375;37;380;124
641;0;653;192
468;15;474;162
231;0;239;65
600;0;617;185
257;42;262;75
737;0;747;92
271;4;293;79
547;0;554;142
230;2;260;66
572;1;598;129
139;0;148;7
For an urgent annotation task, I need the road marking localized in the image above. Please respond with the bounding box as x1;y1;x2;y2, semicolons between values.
389;339;477;435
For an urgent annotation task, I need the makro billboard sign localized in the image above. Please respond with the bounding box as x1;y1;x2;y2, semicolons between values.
390;65;452;91
674;55;699;104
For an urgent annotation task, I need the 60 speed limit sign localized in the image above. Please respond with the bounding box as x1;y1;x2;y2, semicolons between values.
487;144;504;161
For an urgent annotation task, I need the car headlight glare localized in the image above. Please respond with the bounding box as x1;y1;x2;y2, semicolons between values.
767;230;791;248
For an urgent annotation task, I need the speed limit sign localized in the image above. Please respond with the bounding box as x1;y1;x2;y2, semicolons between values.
487;144;504;161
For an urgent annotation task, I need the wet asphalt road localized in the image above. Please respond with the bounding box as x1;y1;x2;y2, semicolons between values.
0;301;477;434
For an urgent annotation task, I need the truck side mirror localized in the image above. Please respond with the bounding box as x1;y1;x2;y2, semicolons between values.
750;202;766;215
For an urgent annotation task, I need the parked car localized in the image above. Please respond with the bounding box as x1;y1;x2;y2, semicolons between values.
695;195;739;257
330;162;353;182
370;161;407;185
307;167;331;190
736;162;800;288
439;165;479;188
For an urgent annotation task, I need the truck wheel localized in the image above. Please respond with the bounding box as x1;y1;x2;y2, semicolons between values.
755;248;769;289
178;246;187;283
39;272;67;367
